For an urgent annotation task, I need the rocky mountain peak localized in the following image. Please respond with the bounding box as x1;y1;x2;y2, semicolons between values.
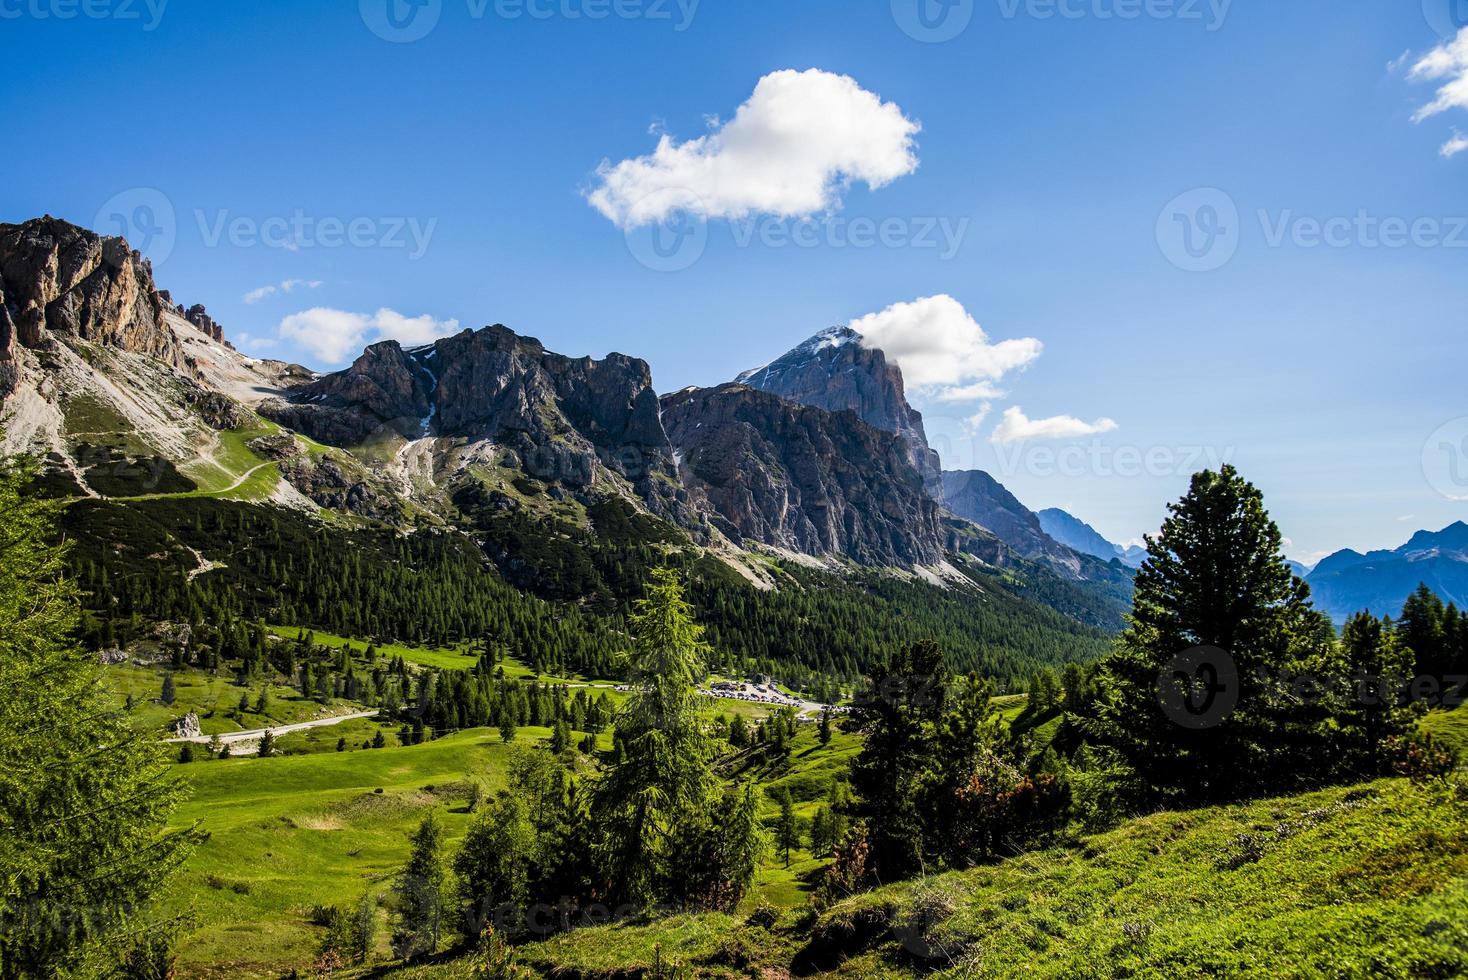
0;215;181;396
662;382;947;567
735;325;943;497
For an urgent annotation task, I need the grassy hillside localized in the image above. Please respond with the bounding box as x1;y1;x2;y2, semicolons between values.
431;776;1467;980
157;714;841;975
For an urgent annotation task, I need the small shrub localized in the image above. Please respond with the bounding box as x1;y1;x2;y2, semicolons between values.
746;902;779;930
1390;734;1458;783
117;929;177;979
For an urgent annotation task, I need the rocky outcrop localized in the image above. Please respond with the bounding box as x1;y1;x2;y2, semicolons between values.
184;304;224;344
0;216;181;396
263;340;433;445
736;327;944;498
279;453;404;522
263;325;692;524
662;384;947;567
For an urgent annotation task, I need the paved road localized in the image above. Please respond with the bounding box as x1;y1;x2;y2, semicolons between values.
166;710;380;747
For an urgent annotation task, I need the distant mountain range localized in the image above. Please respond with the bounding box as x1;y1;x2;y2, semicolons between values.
0;214;1133;635
1036;507;1146;568
1305;522;1468;623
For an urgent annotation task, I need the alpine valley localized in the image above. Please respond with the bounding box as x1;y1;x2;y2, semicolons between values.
0;215;1131;687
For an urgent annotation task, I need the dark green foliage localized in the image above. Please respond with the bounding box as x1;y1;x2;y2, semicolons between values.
845;642;1068;884
1091;466;1334;803
0;459;199;978
62;498;624;678
1397;583;1468;685
393;813;446;960
591;569;720;909
776;791;798;869
62;493;1117;694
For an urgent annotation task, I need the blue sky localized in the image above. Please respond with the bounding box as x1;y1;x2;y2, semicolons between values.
3;0;1467;562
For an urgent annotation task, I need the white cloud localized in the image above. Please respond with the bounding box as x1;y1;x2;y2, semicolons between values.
277;307;460;365
990;406;1118;444
1409;29;1468;137
235;331;278;351
848;295;1042;399
588;69;920;228
245;278;324;304
1442;132;1468;158
933;381;1008;402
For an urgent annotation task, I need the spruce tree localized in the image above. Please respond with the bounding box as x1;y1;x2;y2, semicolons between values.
393;813;445;959
591;568;718;909
776;791;798;869
0;458;198;977
1091;466;1332;802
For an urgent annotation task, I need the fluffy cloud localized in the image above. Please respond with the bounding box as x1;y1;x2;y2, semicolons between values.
848;295;1042;397
588;69;920;228
278;307;460;365
990;406;1118;444
245;278;324;304
1408;28;1468;155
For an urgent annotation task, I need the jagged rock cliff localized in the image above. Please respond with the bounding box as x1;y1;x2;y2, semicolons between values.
736;326;944;498
0;216;181;396
262;325;690;522
662;383;947;566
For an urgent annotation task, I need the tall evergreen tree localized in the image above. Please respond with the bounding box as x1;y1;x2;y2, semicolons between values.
590;568;721;909
1334;612;1416;775
1091;466;1332;802
845;639;950;881
0;458;198;978
393;813;445;960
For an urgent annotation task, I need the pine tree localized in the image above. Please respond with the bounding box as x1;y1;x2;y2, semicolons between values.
846;640;949;881
161;672;176;706
258;729;276;758
393;813;445;960
453;793;533;939
1334;612;1416;775
776;791;798;869
1091;466;1332;802
591;568;719;910
0;458;199;977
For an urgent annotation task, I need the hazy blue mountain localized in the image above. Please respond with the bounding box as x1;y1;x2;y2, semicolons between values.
1306;522;1468;622
1037;508;1145;569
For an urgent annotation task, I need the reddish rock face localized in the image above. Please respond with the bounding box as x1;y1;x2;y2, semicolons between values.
0;216;181;393
661;383;947;567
